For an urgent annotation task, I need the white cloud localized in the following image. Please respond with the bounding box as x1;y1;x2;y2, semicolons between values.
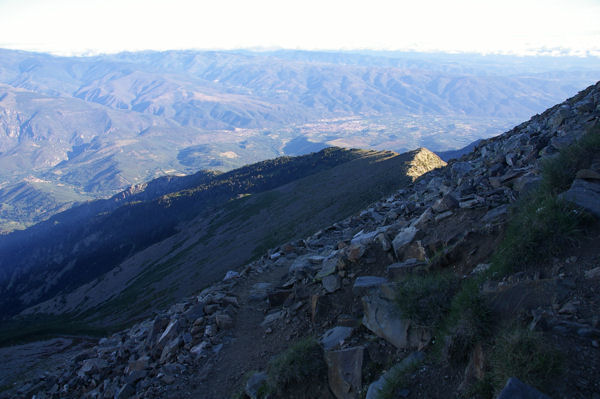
0;0;599;55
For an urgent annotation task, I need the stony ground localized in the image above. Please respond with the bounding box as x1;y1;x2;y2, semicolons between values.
1;82;599;399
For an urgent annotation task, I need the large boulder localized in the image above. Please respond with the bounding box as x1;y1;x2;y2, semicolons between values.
361;295;429;349
325;346;364;399
560;175;600;217
392;227;419;258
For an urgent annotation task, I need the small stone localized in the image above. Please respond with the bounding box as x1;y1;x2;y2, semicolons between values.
315;257;339;280
223;270;239;281
431;194;459;213
434;210;453;222
190;341;210;357
346;244;366;262
204;324;217;337
376;233;392;252
585;267;600;279
261;310;286;327
558;299;579;315
472;263;491;274
459;198;480;208
322;275;341;293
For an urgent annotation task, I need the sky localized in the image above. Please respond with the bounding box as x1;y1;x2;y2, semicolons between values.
0;0;599;56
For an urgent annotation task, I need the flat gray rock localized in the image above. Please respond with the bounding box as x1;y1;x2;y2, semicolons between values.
352;276;388;296
561;178;600;217
315;257;338;280
320;326;354;350
366;352;425;399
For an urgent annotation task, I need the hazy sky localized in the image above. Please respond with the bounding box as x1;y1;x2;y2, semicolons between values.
0;0;599;56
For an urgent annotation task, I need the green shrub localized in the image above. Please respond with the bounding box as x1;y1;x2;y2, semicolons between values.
490;127;599;277
489;328;563;394
439;279;491;363
395;272;458;328
540;125;600;194
490;194;590;276
265;336;326;398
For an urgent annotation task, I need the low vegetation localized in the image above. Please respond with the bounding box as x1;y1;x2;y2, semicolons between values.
395;272;458;328
467;327;563;398
264;337;327;398
490;127;599;277
488;328;563;393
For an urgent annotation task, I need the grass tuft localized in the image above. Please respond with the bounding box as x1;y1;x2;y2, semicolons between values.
490;127;599;277
438;279;491;364
395;272;458;328
265;336;326;398
489;328;563;394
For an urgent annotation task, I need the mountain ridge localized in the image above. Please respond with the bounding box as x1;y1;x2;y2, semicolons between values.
0;146;445;324
1;49;598;232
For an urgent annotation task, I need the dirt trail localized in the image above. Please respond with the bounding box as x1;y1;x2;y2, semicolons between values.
186;259;312;398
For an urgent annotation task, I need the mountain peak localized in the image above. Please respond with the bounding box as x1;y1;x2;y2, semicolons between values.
406;147;447;179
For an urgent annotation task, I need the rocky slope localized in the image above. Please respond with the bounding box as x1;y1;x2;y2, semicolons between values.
0;147;445;331
1;82;599;399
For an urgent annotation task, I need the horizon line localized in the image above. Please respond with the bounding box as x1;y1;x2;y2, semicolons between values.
2;45;600;59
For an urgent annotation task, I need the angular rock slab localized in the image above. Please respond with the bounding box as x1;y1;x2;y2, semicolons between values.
352;276;388;296
361;295;429;349
496;377;551;399
315;257;339;280
560;178;600;217
366;352;425;399
325;346;364;399
392;226;418;258
321;326;354;351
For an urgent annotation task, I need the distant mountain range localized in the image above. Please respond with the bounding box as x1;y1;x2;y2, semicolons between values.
0;48;599;232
